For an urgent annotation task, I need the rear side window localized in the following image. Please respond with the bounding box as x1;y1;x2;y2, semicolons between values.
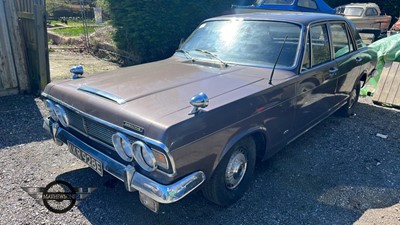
365;8;378;16
298;0;317;9
330;23;354;58
355;33;366;49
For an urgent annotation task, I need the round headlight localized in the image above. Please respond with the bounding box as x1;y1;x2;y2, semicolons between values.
45;100;58;121
132;141;156;172
54;104;69;127
112;133;134;162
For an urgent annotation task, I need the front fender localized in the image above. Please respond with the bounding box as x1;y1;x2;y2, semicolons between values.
217;126;269;165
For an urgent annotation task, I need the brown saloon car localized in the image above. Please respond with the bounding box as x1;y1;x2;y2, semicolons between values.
42;12;377;212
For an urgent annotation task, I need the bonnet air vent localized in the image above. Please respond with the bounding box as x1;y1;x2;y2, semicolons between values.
78;86;127;104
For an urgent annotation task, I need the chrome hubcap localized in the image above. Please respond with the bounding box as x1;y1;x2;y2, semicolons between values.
225;149;247;190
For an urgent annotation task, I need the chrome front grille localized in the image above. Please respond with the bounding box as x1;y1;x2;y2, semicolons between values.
64;108;115;146
67;109;85;131
86;119;115;145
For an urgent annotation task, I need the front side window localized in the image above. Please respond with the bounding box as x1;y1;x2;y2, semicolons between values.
343;7;364;16
301;39;311;71
180;20;302;68
330;23;354;58
298;0;317;9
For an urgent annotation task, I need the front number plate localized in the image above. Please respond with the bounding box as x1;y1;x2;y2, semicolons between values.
68;141;103;176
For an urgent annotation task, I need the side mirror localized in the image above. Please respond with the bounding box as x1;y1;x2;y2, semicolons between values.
70;65;84;75
70;65;84;79
189;92;209;115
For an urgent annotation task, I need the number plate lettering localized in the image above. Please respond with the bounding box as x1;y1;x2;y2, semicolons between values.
68;142;103;176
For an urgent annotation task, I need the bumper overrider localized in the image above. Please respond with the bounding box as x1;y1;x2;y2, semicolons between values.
43;118;205;212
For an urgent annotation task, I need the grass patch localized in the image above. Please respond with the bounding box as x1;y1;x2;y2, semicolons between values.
52;27;96;37
50;20;96;27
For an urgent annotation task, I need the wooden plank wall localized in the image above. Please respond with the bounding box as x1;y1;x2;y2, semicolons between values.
0;0;49;97
0;0;24;96
373;62;400;108
15;0;50;92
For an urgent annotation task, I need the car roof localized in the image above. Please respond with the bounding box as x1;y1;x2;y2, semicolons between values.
205;12;348;26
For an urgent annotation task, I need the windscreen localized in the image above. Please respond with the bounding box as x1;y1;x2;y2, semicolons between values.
261;0;295;5
343;7;364;16
179;20;302;68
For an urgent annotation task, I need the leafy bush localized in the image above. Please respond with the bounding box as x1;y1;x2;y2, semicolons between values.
106;0;399;64
106;0;234;63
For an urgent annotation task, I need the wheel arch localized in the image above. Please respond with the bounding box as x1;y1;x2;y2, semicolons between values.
358;71;368;88
215;127;269;170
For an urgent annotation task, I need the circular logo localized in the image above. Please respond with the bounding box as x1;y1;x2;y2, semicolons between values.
42;180;76;213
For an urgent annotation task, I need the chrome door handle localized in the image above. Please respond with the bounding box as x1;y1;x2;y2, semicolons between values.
329;67;338;73
328;67;338;78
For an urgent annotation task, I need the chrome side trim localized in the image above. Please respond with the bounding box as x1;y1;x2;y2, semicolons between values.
78;86;127;105
51;124;205;204
42;93;177;176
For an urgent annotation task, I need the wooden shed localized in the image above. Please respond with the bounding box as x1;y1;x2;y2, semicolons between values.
0;0;50;97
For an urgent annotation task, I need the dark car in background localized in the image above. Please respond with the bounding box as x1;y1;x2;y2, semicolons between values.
42;12;377;212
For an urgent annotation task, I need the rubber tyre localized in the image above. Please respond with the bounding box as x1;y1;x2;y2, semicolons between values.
202;137;256;206
336;80;361;117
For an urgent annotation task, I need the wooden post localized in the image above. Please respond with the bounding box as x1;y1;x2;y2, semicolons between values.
35;0;50;90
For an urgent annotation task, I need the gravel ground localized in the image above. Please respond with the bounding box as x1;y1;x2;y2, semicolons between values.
0;94;399;225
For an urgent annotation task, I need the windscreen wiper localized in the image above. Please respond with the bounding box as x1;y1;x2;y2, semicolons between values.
176;49;194;61
195;49;228;67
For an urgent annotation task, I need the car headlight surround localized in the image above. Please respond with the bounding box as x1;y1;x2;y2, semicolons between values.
45;99;58;121
54;104;69;127
112;132;134;162
132;141;156;172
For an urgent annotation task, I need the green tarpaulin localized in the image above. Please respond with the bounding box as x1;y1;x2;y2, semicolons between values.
361;34;400;96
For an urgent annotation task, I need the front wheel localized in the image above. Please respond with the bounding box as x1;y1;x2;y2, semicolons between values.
336;80;361;117
202;137;256;206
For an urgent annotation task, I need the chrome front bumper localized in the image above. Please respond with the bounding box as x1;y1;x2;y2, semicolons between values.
43;118;205;204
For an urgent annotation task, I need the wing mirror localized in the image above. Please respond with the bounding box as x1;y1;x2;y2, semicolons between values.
189;92;209;115
70;65;84;79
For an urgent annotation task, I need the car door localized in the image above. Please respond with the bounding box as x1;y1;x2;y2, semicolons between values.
330;22;361;103
294;23;338;133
